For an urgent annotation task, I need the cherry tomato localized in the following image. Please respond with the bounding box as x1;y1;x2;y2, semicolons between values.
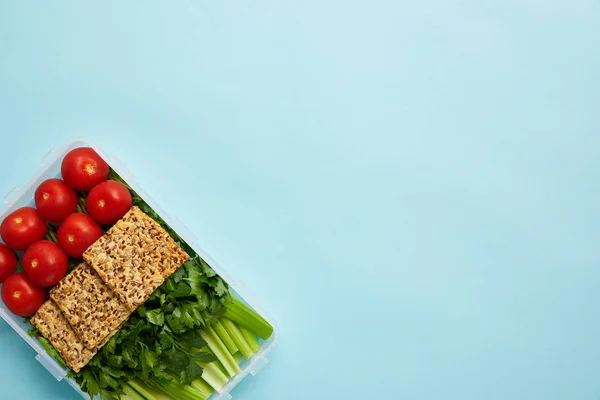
34;178;78;223
1;273;46;316
61;147;109;191
0;207;47;250
23;240;68;287
57;213;103;258
0;243;17;283
87;180;132;225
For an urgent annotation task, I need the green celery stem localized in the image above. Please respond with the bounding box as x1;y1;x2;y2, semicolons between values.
164;377;212;400
221;318;254;359
191;379;214;398
213;359;229;377
129;379;173;400
224;297;274;340
212;319;239;354
200;326;240;377
198;362;228;391
120;384;145;400
240;325;261;353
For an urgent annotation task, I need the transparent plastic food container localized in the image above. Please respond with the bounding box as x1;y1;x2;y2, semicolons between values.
0;139;278;399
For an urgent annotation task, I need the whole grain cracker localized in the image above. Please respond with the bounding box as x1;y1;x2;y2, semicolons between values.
83;206;190;311
50;262;131;350
31;300;97;373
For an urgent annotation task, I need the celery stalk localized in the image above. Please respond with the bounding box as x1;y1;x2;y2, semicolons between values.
221;318;254;359
191;378;214;397
212;319;238;354
200;326;240;377
166;382;210;400
154;374;214;400
240;325;261;353
119;385;145;400
197;361;228;391
195;346;230;387
129;380;173;400
224;297;273;340
213;358;229;376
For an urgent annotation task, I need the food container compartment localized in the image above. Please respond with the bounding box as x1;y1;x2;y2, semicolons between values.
0;139;279;399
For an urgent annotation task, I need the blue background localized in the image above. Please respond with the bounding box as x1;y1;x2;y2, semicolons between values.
1;1;600;399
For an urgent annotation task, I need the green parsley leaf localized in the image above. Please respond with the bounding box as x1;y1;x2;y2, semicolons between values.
80;370;100;396
143;309;165;327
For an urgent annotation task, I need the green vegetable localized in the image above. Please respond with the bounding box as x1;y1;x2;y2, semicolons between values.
212;358;229;377
221;318;254;359
212;319;239;354
200;326;240;377
132;376;213;400
129;379;173;400
224;297;274;340
190;378;214;399
119;385;145;400
197;361;228;391
240;325;261;354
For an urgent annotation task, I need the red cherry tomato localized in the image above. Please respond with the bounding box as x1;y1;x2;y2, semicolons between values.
61;147;109;191
1;273;46;316
0;243;17;283
57;213;103;258
34;178;78;223
87;180;133;225
0;207;47;250
23;240;68;287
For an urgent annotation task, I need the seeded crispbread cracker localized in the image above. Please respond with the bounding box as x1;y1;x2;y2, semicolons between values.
49;262;131;350
31;300;97;373
83;206;190;311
